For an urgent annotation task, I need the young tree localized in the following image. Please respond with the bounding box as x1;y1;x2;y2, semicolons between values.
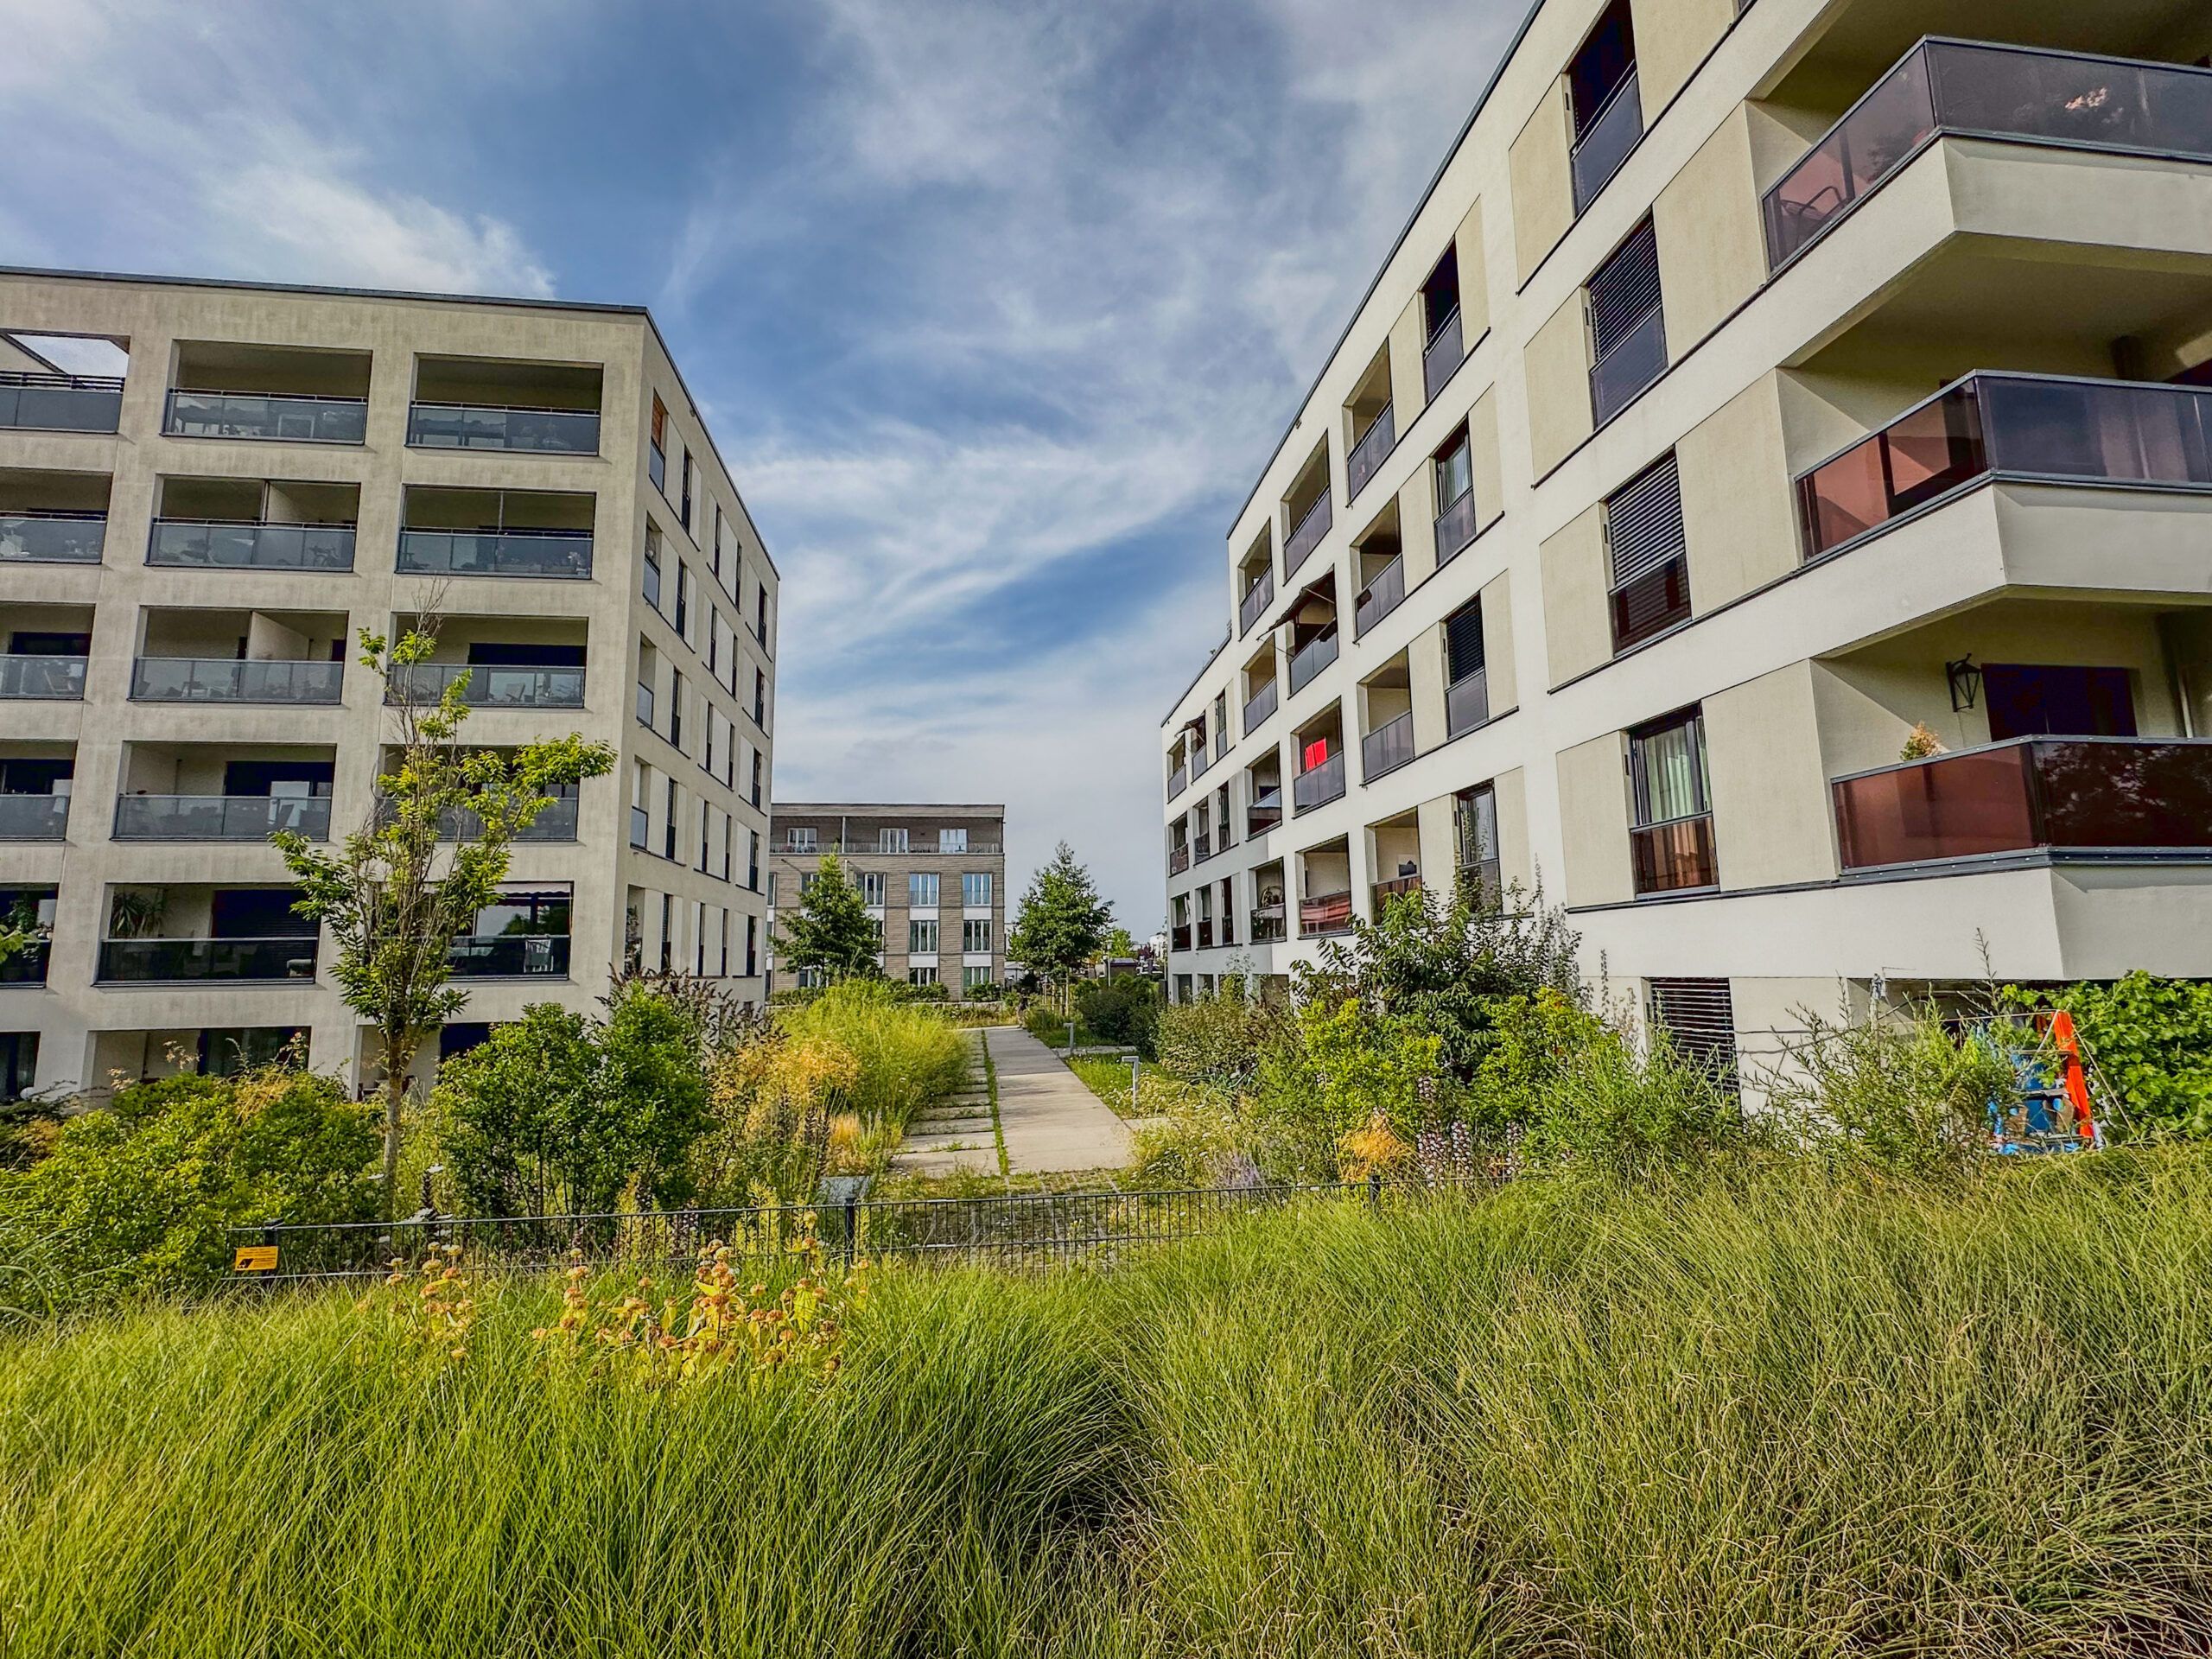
1008;842;1113;1014
771;852;881;982
275;617;613;1208
1100;925;1137;962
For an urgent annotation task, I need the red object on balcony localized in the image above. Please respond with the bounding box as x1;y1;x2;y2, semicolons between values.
1299;890;1354;934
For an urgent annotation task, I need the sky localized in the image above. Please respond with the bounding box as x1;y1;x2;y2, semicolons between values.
1;0;1520;931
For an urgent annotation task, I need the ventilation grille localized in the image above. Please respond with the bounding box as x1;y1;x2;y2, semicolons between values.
1648;976;1737;1085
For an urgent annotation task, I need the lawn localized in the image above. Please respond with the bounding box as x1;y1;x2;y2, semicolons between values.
5;1152;2211;1656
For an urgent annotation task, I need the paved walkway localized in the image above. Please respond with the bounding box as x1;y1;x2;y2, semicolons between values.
890;1031;998;1179
988;1024;1133;1174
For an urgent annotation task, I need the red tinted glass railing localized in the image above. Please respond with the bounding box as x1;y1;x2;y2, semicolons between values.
1300;891;1353;935
1631;815;1717;895
1353;556;1405;638
1835;739;2212;870
1798;380;1986;557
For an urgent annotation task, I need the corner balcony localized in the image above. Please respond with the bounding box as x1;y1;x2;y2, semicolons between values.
112;794;331;842
130;658;343;704
1834;738;2212;874
0;795;69;841
0;370;124;433
98;937;318;983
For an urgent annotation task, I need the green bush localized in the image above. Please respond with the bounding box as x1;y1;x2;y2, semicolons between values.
780;981;968;1131
2000;971;2212;1139
1155;983;1284;1096
1075;976;1160;1057
0;1068;377;1306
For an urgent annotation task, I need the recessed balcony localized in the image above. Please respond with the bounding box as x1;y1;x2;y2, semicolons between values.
448;933;572;977
1346;404;1395;500
387;662;586;709
1422;308;1463;405
1354;554;1405;639
1281;443;1333;577
130;658;342;704
0;607;92;700
0;794;68;841
407;355;604;455
1288;624;1338;696
147;476;359;572
99;937;318;982
0;468;111;565
113;794;330;842
1243;676;1278;734
397;486;595;579
1571;67;1642;213
162;341;371;445
1239;565;1274;635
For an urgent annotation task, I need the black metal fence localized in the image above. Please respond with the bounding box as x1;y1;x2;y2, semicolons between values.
229;1175;1499;1286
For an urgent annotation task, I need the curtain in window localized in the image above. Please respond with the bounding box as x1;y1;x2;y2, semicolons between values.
1630;712;1707;824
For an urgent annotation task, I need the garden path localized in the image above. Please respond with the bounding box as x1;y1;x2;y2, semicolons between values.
989;1025;1133;1173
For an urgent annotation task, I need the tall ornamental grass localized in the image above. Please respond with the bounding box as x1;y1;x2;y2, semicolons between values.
3;1153;2209;1656
779;981;969;1131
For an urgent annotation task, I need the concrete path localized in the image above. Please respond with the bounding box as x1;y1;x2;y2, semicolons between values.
889;1030;998;1178
988;1025;1134;1174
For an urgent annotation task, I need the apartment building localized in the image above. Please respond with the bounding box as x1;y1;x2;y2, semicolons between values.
0;267;779;1100
1162;0;2212;1076
766;804;1007;997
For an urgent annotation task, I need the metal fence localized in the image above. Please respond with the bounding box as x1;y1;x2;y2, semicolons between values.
229;1175;1499;1286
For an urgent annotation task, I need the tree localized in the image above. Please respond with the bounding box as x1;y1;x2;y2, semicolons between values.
771;852;881;982
1099;925;1137;963
276;616;613;1210
1008;842;1113;1014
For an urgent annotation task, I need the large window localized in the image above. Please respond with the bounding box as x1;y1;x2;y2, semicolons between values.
1606;452;1690;652
908;966;938;988
908;919;939;955
963;966;993;993
1454;782;1501;908
879;827;911;852
962;871;993;907
909;872;939;908
938;826;967;852
962;918;993;953
1628;706;1717;895
859;870;887;906
1589;219;1666;423
1444;600;1490;737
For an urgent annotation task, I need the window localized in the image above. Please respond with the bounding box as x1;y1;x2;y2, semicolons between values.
755;586;770;649
721;815;734;880
963;966;992;993
1211;691;1228;752
753;668;767;728
663;777;679;860
860;870;887;906
750;751;764;808
1982;664;2138;740
908;919;939;955
641;530;663;610
707;610;721;674
1454;782;1502;908
938;826;966;852
718;908;729;977
1421;247;1463;402
796;964;826;990
1589;219;1666;423
1627;706;1717;895
868;917;885;950
668;671;685;750
747;830;760;888
629;762;650;849
1433;426;1477;564
1567;0;1642;212
659;891;675;972
700;803;713;871
962;918;992;953
880;827;911;853
675;562;690;638
680;450;694;532
1444;600;1490;736
649;396;667;492
785;826;817;852
696;901;708;976
1606;453;1690;652
798;871;818;896
963;871;992;908
1435;429;1471;508
909;872;939;908
745;914;758;977
908;966;938;988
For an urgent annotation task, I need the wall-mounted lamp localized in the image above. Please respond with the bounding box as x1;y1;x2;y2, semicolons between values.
1946;655;1982;712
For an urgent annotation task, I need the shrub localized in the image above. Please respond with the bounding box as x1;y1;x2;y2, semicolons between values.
1249;996;1451;1180
1999;972;2212;1140
780;981;967;1131
1075;976;1160;1057
1155;982;1284;1096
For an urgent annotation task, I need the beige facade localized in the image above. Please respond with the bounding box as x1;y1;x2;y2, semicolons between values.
766;804;1007;998
1163;0;2212;1068
0;267;778;1100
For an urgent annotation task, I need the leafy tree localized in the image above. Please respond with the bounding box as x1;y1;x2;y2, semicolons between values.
276;616;613;1209
440;1005;608;1217
1100;925;1137;961
771;852;881;982
1008;842;1113;1013
596;978;711;1206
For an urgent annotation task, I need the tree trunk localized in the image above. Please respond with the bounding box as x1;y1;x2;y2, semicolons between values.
379;1029;410;1217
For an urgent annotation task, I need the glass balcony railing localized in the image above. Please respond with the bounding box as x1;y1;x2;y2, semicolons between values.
1283;491;1332;575
1243;678;1278;734
1631;815;1719;895
1372;874;1422;912
1591;304;1667;425
0;371;124;432
0;941;50;984
1765;41;2212;271
1239;568;1274;635
163;390;367;444
147;518;356;571
1249;906;1287;943
397;528;594;579
1834;738;2212;872
376;795;579;842
1247;791;1282;836
1167;845;1191;875
1300;890;1354;936
1571;67;1643;212
447;934;572;977
1362;710;1414;779
1433;488;1478;568
0;656;88;699
0;511;105;563
98;937;319;982
130;658;344;703
1446;669;1491;739
1166;765;1188;800
387;662;586;709
1293;751;1345;814
1354;556;1405;638
113;794;331;841
1346;404;1395;499
406;403;601;454
1422;309;1464;404
1288;625;1338;695
1796;372;2212;561
0;794;69;840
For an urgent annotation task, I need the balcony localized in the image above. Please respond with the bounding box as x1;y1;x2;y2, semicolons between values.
1570;67;1642;213
1422;310;1464;404
447;934;571;978
1288;625;1339;695
0;942;50;985
0;658;87;700
1354;556;1405;639
407;404;600;454
1631;815;1719;896
147;519;355;572
98;937;318;982
1798;373;2212;563
1361;711;1414;779
1166;764;1189;800
1;512;105;564
629;804;650;849
1445;669;1491;739
1433;489;1478;569
1249;905;1287;943
1346;406;1395;499
1239;568;1275;635
1167;844;1191;875
1591;305;1666;427
1372;874;1422;912
1193;831;1213;863
1243;678;1278;734
1294;751;1346;814
1834;739;2212;873
163;391;366;445
0;370;123;432
1283;492;1332;575
388;663;586;709
376;796;580;842
1300;890;1354;936
130;659;344;704
1765;41;2212;273
1248;791;1283;836
396;527;594;579
113;795;331;842
0;795;68;841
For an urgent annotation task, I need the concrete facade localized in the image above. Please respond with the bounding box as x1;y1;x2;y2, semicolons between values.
1162;0;2212;1067
766;804;1007;998
0;267;778;1098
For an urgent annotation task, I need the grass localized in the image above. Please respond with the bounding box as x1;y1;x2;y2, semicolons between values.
1067;1056;1207;1122
5;1152;2212;1655
779;985;970;1133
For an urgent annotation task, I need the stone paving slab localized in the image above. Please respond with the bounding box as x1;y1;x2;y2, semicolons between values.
988;1025;1133;1174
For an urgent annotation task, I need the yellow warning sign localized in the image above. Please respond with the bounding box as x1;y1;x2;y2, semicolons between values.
233;1245;279;1273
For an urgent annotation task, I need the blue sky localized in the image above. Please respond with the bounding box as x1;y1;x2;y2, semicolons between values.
3;0;1517;928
